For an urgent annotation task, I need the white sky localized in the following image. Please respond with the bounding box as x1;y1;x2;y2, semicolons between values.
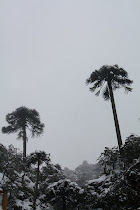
0;0;140;169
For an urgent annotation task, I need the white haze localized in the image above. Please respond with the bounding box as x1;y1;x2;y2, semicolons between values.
0;0;140;169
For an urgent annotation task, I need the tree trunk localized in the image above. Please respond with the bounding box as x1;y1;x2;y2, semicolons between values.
108;81;123;151
33;157;40;210
22;127;26;184
23;126;27;159
62;194;66;210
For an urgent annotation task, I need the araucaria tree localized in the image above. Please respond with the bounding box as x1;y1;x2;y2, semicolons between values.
2;106;44;158
86;65;133;150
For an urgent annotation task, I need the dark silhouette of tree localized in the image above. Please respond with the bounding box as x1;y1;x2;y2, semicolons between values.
2;106;44;158
86;65;133;150
45;179;85;210
27;151;50;210
123;135;140;167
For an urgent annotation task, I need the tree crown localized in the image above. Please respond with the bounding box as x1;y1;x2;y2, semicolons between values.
86;64;133;100
2;106;44;139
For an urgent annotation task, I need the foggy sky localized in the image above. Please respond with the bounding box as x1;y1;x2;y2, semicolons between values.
0;0;140;169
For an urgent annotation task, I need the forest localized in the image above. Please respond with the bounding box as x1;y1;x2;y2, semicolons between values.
0;65;140;210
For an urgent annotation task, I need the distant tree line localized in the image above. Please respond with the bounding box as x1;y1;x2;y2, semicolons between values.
0;134;139;210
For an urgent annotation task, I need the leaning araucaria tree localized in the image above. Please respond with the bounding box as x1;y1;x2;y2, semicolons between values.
86;65;133;150
2;106;44;158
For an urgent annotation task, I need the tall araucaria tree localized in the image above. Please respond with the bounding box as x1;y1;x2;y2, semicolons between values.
2;106;45;158
86;65;133;150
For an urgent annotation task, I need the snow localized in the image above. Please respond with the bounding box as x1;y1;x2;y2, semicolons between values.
88;175;106;184
0;173;3;182
48;181;58;188
69;181;78;187
24;175;34;189
79;189;84;194
104;188;110;194
0;172;9;186
16;199;32;210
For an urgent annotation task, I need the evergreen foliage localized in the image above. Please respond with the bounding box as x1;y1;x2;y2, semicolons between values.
2;107;44;158
0;136;139;209
45;179;86;210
